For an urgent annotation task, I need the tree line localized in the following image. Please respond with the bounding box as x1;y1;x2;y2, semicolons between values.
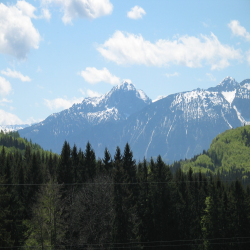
0;140;250;249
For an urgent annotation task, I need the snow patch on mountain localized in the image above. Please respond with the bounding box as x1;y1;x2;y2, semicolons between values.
117;80;135;91
145;130;155;158
136;89;148;101
233;105;250;125
86;108;119;123
243;83;250;90
221;110;233;129
82;95;105;107
222;90;236;105
153;95;167;103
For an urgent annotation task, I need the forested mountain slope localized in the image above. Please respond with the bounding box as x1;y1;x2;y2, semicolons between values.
178;125;250;174
0;130;49;156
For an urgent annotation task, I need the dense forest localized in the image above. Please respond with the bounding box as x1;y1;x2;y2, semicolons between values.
1;127;250;249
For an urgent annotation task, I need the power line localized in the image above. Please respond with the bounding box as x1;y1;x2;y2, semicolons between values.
1;238;250;249
0;179;243;186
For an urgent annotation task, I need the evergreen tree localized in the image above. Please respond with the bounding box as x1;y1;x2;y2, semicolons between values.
0;175;13;248
112;148;127;248
71;144;79;183
136;158;153;248
84;142;96;181
148;156;173;248
103;147;113;174
58;141;72;185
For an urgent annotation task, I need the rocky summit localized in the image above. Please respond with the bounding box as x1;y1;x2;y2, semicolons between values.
19;77;250;162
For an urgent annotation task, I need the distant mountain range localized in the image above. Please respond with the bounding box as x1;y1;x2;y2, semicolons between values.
18;77;250;162
0;124;31;133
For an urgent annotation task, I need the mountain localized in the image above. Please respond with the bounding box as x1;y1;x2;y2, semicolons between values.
0;124;31;133
19;77;250;162
19;81;151;154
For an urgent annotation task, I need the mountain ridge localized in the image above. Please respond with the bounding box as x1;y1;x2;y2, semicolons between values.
19;77;250;161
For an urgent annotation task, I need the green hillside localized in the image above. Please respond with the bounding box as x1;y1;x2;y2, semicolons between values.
0;130;52;157
180;125;250;174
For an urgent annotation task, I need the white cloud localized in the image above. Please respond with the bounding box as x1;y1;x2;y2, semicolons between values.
44;97;84;110
0;98;12;103
127;6;146;19
16;1;51;20
206;73;216;81
42;0;113;24
97;31;242;70
165;72;179;77
1;68;31;82
16;0;37;18
80;67;120;85
78;88;85;95
228;20;250;42
0;2;41;59
0;109;22;125
41;8;51;20
87;89;102;97
0;77;12;97
247;50;250;65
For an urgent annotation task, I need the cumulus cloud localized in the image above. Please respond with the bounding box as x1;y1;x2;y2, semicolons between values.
165;72;179;77
42;0;113;24
80;67;120;85
206;73;216;81
228;20;250;42
0;77;12;97
44;97;84;110
0;109;22;125
97;31;242;70
87;89;102;97
1;68;31;82
127;6;146;19
16;0;37;18
0;2;41;59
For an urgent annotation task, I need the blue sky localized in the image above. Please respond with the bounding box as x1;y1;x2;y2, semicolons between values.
0;0;249;125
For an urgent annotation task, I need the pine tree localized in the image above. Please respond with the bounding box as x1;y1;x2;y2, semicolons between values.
103;147;113;174
58;141;72;185
148;156;173;246
112;147;127;247
136;158;153;248
71;144;79;183
84;142;96;181
0;175;13;248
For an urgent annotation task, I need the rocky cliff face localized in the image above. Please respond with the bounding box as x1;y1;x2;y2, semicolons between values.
19;77;250;161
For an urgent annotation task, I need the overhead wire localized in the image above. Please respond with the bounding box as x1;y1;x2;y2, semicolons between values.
1;238;250;249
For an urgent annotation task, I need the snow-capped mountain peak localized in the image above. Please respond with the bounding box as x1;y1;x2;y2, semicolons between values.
208;76;239;92
218;76;238;88
114;80;136;91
